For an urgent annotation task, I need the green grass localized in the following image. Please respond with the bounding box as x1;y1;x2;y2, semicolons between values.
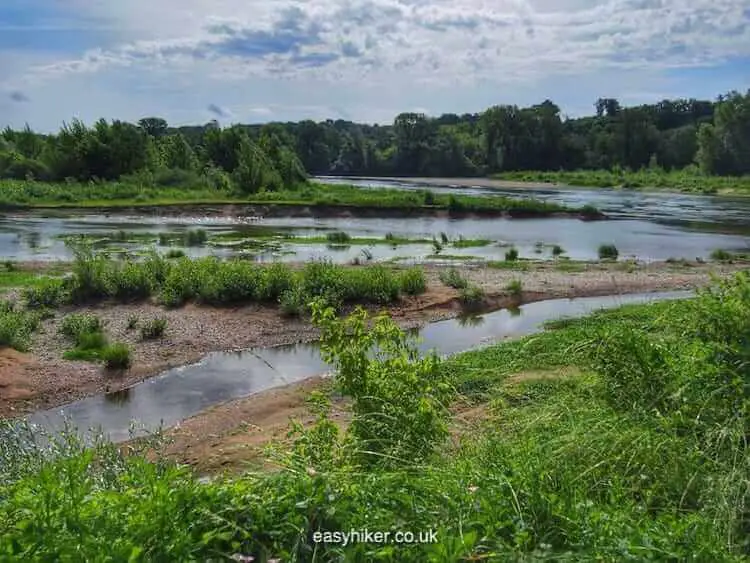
452;238;491;248
34;248;428;312
495;168;750;195
0;307;41;351
1;275;750;560
0;179;598;217
439;267;469;289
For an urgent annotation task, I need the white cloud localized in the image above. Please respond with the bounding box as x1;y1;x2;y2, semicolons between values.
1;0;748;129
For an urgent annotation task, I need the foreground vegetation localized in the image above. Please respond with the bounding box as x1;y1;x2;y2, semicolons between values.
496;167;750;195
1;273;749;560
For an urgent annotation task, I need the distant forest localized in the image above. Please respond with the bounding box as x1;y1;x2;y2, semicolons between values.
1;90;748;191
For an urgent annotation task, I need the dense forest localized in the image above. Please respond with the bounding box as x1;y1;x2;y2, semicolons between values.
0;90;748;191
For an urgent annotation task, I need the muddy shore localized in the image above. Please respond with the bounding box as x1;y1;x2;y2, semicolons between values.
1;260;746;420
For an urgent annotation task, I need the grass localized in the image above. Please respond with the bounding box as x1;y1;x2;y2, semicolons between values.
102;343;131;370
34;248;429;312
459;284;485;311
1;274;750;559
505;247;519;261
495;168;750;195
0;179;599;217
325;231;352;244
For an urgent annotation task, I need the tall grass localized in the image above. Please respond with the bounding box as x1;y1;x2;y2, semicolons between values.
38;249;428;311
0;307;41;351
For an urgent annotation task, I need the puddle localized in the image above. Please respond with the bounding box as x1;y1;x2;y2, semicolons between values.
28;290;691;442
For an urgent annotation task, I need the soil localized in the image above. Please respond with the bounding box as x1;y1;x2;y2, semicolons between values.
1;260;746;420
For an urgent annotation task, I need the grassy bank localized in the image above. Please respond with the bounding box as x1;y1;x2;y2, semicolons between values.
495;169;750;195
0;179;598;217
1;273;749;560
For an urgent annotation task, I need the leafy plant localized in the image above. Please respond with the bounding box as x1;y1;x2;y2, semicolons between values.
439;267;468;289
505;247;519;261
102;343;132;370
598;244;619;260
140;317;167;340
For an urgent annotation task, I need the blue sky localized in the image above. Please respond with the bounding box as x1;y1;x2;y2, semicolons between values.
0;0;748;132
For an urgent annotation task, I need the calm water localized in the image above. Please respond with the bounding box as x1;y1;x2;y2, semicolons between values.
29;290;690;442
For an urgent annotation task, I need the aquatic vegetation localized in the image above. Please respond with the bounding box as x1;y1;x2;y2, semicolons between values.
598;243;620;260
325;231;352;244
711;248;733;261
398;267;427;295
551;244;565;256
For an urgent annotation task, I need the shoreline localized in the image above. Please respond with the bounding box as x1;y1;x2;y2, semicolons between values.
2;260;745;420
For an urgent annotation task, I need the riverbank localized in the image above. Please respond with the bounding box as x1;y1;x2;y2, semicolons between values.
2;260;746;419
351;173;750;196
0;179;602;218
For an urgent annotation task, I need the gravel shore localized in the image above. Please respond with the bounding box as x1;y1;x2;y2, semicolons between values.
1;260;746;419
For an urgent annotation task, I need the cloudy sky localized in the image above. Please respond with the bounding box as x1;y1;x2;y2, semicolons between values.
1;0;748;131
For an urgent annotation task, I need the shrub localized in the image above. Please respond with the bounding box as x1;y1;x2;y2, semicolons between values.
598;244;619;260
140;317;167;340
398;268;427;296
279;286;307;317
342;265;400;305
4;260;15;272
505;247;519;261
459;285;485;311
102;343;131;370
552;244;565;257
710;249;732;261
59;314;102;340
506;279;523;297
326;231;351;244
440;232;449;244
183;229;208;247
166;249;185;259
439;268;468;289
0;309;40;352
422;190;435;205
22;278;69;308
126;315;139;330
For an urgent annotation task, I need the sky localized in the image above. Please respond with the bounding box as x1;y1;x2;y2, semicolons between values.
0;0;748;131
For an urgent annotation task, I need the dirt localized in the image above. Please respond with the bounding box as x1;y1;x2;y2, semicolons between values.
1;260;746;420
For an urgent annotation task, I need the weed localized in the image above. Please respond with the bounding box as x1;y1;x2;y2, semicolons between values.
552;244;565;257
59;314;102;340
0;309;40;351
710;249;732;261
166;249;185;259
459;284;485;311
440;232;449;244
398;268;427;296
126;315;139;330
432;239;444;255
183;229;208;247
4;261;15;272
505;247;519;261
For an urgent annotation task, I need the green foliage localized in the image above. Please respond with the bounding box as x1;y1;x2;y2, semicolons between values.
311;301;451;468
551;244;565;257
506;279;523;297
0;308;41;351
102;343;132;370
59;313;102;340
398;267;427;295
439;267;468;289
165;248;185;259
711;248;733;261
505;247;519;261
182;229;208;247
140;317;167;340
126;314;139;330
325;231;351;244
21;277;69;308
459;284;485;311
598;244;619;260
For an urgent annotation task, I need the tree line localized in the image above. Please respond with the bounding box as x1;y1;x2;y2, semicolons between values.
0;90;748;191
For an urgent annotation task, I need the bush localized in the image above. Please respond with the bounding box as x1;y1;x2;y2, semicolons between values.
710;249;732;261
552;244;565;257
0;309;40;352
325;231;351;244
398;268;427;296
459;285;485;311
22;278;69;308
439;268;468;289
102;343;132;370
59;314;102;340
505;247;519;261
598;244;619;260
183;229;208;247
279;286;307;317
140;317;167;340
166;249;185;259
422;190;436;205
506;279;523;297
